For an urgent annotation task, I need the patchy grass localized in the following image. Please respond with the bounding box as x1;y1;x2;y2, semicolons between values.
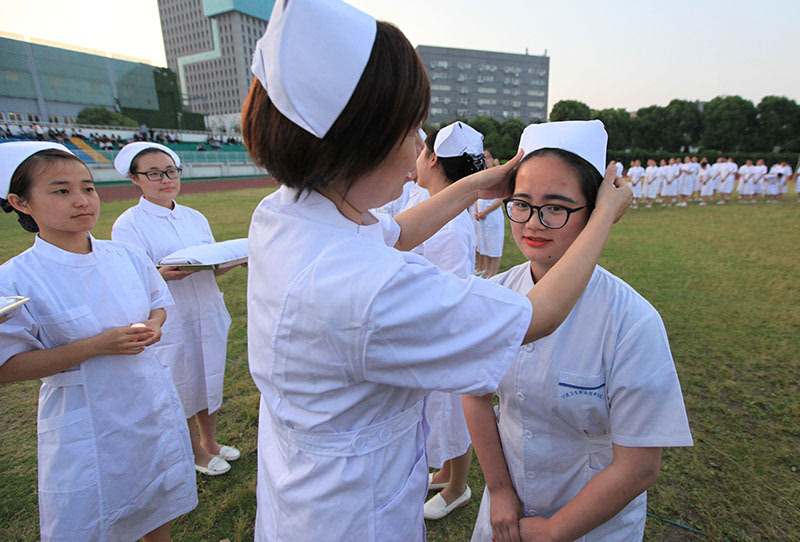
1;187;799;541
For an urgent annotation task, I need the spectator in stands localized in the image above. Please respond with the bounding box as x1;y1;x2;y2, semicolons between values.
196;142;206;152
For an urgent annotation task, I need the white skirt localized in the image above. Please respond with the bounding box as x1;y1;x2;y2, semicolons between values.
476;205;505;258
424;391;471;468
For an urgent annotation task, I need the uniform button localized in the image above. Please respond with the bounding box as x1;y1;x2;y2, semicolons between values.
352;436;366;450
379;428;392;442
526;471;536;480
516;392;525;401
523;430;533;439
525;509;537;516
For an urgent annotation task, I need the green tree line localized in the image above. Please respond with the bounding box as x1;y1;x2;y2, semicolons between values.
431;95;800;160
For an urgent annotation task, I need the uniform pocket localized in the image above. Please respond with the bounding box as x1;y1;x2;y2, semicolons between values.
374;447;427;541
37;406;97;492
554;372;609;437
38;305;101;346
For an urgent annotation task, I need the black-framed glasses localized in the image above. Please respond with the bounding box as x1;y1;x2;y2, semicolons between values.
132;167;182;182
503;198;585;229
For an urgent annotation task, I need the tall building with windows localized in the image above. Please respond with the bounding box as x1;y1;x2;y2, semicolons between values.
157;0;274;132
416;46;549;125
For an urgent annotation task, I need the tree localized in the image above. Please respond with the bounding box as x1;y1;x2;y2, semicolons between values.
631;105;666;150
549;100;591;121
499;118;526;148
76;107;138;127
663;99;702;152
756;96;800;152
701;96;757;151
469;116;501;139
592;108;631;150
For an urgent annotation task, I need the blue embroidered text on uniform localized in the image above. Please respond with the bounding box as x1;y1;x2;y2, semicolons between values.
558;382;605;400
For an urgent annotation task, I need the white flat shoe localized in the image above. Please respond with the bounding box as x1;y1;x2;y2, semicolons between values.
195;455;231;476
428;472;447;491
217;444;241;461
424;485;471;520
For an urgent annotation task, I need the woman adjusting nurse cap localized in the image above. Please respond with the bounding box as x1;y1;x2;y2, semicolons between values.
0;141;74;198
518;120;608;175
114;142;181;176
250;0;377;138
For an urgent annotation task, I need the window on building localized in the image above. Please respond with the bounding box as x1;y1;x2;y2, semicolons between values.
457;108;470;117
477;75;494;83
477;87;497;94
527;90;546;96
430;84;451;91
527;101;545;108
457;62;472;70
477;98;497;106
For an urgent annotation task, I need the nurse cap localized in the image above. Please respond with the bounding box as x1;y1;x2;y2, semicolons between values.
518;120;608;176
434;121;485;158
250;0;377;139
114;142;181;176
0;141;73;199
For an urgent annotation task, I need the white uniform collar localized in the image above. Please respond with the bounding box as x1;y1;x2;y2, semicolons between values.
33;233;98;267
138;195;180;218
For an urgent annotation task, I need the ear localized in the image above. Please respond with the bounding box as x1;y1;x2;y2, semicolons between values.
428;152;439;169
6;193;30;215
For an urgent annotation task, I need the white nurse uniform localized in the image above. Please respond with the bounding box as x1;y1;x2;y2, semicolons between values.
248;186;532;541
471;263;693;541
112;196;232;417
0;236;197;541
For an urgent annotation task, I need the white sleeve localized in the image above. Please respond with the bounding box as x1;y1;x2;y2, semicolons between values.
375;212;402;247
0;294;43;365
111;215;156;263
123;244;174;311
363;259;531;395
607;312;693;447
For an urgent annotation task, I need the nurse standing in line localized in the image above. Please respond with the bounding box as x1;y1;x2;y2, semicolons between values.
111;142;238;476
0;142;196;541
242;1;632;540
643;159;658;207
464;122;693;542
415;122;484;520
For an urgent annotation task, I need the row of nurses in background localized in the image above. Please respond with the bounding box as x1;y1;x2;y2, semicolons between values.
473;149;505;277
241;0;632;539
415;122;484;520
466;121;693;542
634;156;795;207
110;142;239;477
0;142;197;541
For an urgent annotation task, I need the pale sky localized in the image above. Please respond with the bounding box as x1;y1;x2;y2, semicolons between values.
2;0;798;113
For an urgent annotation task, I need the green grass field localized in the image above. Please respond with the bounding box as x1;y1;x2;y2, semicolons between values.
1;187;798;541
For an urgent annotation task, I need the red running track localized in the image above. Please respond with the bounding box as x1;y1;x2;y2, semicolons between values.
97;176;278;202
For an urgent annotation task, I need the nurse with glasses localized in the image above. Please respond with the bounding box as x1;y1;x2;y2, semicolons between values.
466;121;693;542
112;142;239;478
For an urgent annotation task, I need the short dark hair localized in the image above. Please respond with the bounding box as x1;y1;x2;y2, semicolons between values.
1;149;89;232
511;148;603;211
241;21;430;196
423;127;486;183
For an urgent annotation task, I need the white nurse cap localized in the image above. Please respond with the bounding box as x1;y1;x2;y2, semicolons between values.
114;142;181;176
0;141;73;199
434;121;484;158
518;120;608;175
250;0;377;139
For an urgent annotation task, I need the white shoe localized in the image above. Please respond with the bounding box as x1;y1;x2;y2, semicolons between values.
424;485;471;520
195;455;231;476
217;444;241;461
428;472;447;491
